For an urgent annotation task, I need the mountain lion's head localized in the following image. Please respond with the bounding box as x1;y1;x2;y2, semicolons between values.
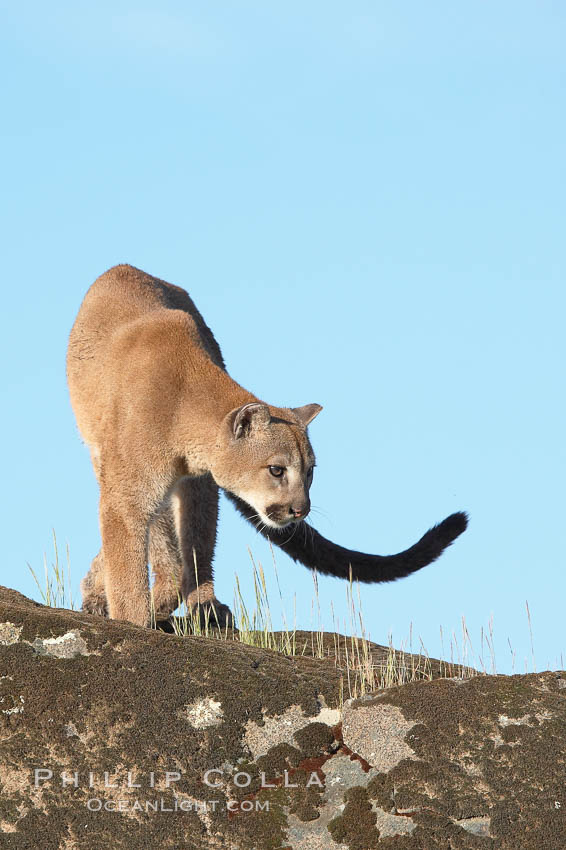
212;402;322;529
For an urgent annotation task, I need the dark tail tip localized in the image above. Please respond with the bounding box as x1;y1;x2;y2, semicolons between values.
437;511;469;543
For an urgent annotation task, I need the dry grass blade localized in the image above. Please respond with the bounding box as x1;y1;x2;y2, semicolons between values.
29;537;550;700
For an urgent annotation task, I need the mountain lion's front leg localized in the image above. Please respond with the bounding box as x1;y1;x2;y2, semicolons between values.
172;475;234;629
149;505;184;620
99;491;152;627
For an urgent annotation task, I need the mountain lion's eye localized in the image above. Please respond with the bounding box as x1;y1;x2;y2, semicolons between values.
307;467;314;481
269;465;284;478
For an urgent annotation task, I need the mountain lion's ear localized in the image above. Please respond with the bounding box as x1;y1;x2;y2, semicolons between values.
230;402;271;439
292;403;323;427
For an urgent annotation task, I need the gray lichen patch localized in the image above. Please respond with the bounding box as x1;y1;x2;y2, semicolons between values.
31;630;89;658
342;700;417;771
244;697;340;760
323;752;378;805
285;753;376;850
498;713;532;727
284;815;348;850
313;696;341;728
185;697;224;729
1;694;24;715
455;815;492;837
372;804;417;837
245;705;309;760
0;622;22;645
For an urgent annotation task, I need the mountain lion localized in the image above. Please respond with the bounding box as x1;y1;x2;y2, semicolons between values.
67;264;468;627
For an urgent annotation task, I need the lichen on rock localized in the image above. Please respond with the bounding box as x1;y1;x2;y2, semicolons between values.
0;585;564;849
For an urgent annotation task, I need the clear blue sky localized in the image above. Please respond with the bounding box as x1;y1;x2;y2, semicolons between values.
2;2;564;674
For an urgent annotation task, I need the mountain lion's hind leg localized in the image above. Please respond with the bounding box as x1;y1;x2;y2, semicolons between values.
80;551;108;617
172;475;233;629
80;448;108;617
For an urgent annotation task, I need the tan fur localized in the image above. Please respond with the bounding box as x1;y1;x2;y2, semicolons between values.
67;264;321;627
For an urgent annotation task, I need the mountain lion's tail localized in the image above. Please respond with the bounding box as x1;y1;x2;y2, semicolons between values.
225;493;468;583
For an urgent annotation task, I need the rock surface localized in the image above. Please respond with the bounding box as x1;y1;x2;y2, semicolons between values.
0;586;565;849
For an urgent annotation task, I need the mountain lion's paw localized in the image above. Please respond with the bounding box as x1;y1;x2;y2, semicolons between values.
80;568;108;618
192;599;235;631
81;597;109;617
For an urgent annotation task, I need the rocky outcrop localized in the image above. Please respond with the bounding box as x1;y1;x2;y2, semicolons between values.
0;586;564;849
